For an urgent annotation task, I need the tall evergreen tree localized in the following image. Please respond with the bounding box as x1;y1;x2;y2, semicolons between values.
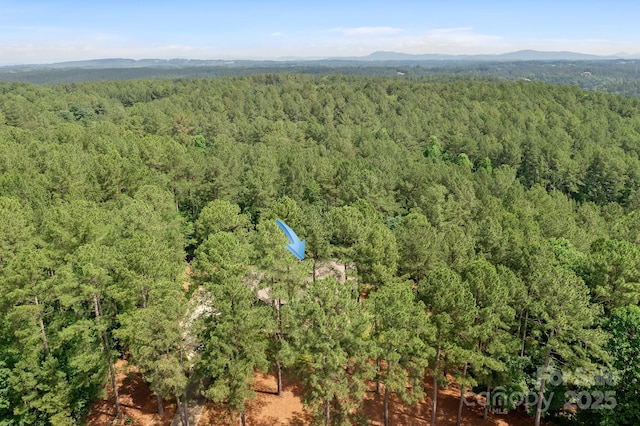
115;279;189;418
418;268;477;426
288;277;374;425
527;260;609;426
366;279;435;426
193;232;273;426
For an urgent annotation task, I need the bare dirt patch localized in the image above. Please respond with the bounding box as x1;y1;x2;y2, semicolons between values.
362;375;538;426
88;365;539;425
86;360;176;426
196;372;538;426
198;372;311;426
89;265;538;426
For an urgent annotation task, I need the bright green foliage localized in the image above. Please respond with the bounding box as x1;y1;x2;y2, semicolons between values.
262;196;305;227
418;268;477;425
586;238;640;312
119;185;187;256
526;258;609;425
114;280;189;414
301;204;332;274
395;210;442;285
366;279;435;423
193;232;274;423
250;218;307;302
240;144;280;213
2;75;640;425
250;214;308;396
418;268;477;337
573;305;640;425
594;305;640;425
328;205;366;264
0;197;32;268
194;199;251;244
194;232;251;283
454;153;473;168
355;222;398;289
462;260;517;352
424;135;442;159
288;277;374;425
581;150;628;205
522;245;609;361
478;156;493;174
460;260;520;414
329;201;398;291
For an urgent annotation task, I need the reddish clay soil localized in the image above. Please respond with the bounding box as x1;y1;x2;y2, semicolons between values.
361;377;537;426
86;360;176;426
90;268;538;425
198;372;312;426
197;372;539;426
89;365;541;426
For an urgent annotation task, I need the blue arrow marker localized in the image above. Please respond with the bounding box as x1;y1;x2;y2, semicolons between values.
275;219;305;261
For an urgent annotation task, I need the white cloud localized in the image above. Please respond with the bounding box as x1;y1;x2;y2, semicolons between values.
336;26;403;37
163;44;195;52
1;27;639;65
0;42;214;65
519;37;640;56
393;28;507;54
0;27;516;65
310;27;509;56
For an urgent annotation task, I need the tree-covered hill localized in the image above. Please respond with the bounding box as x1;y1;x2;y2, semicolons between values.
2;59;640;99
1;75;639;425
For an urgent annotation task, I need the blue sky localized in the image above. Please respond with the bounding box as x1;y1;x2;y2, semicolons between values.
1;0;640;65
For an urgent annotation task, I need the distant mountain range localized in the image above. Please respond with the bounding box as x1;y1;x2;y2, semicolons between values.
2;58;234;70
2;50;637;70
355;49;628;61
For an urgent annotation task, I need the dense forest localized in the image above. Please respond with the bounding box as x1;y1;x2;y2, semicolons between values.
2;59;640;98
1;75;640;426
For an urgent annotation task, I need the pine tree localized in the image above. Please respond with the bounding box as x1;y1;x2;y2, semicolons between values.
366;279;435;426
251;216;307;396
461;259;519;420
586;238;640;313
288;277;374;425
115;280;189;417
527;260;609;426
193;232;273;426
418;268;477;426
395;210;442;285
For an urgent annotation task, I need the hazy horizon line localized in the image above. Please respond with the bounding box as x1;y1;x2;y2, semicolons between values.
3;48;639;68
